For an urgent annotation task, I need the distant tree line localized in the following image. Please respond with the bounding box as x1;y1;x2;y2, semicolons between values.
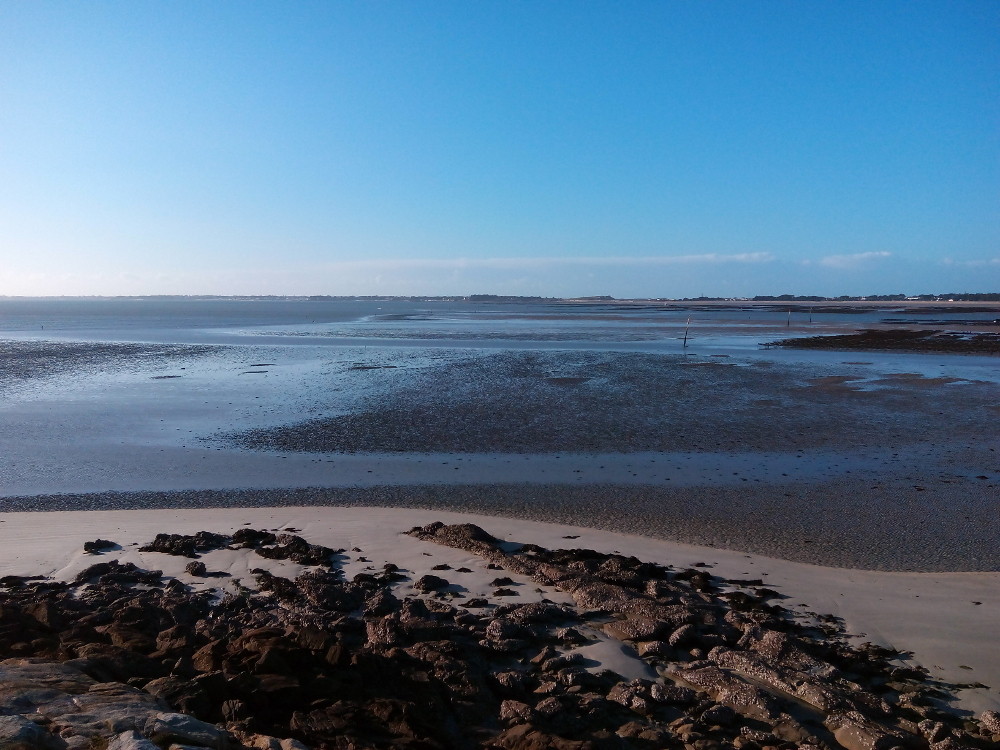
679;293;1000;302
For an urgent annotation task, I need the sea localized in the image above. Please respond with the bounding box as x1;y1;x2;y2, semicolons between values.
1;296;997;498
2;296;997;350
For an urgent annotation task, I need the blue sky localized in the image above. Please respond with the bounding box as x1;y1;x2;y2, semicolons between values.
1;1;997;297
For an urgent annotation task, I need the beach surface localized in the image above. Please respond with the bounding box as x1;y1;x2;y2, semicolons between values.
2;505;998;714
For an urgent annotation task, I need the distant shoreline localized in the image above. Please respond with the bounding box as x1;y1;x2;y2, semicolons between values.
1;294;999;307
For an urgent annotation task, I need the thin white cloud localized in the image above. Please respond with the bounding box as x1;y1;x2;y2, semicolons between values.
322;253;776;272
941;257;1000;268
818;251;892;269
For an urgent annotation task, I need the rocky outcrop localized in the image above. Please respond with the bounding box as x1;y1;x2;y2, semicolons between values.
0;524;996;750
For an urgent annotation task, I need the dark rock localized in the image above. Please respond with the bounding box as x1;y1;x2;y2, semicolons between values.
74;561;162;586
139;531;229;558
231;529;277;548
0;714;66;750
84;539;117;554
413;575;449;592
254;534;335;567
363;589;400;617
700;704;737;727
499;699;535;725
490;723;591;749
184;561;207;577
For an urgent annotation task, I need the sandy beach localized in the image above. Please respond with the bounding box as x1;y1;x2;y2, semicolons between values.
2;505;997;713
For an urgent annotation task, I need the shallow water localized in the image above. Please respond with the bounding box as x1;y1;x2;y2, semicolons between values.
1;298;997;499
4;296;996;372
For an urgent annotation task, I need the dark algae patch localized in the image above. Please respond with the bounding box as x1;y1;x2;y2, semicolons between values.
767;329;1000;354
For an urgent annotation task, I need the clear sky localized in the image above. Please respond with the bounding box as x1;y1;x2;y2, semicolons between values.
1;1;997;298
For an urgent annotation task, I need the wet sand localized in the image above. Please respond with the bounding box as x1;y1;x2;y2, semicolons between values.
1;341;997;572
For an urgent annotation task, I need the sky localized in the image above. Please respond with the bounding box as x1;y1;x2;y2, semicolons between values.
1;1;998;298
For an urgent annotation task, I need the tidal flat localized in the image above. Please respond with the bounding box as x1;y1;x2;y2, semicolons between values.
1;302;997;571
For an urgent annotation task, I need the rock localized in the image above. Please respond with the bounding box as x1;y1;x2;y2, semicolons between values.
650;683;697;706
676;665;780;721
220;700;250;723
635;640;671;658
918;720;949;743
84;539;116;554
700;704;737;727
539;653;582;673
555;628;589;646
365;619;398;646
603;616;667;641
139;532;229;558
363;590;400;617
0;715;65;750
240;736;305;750
929;739;968;750
669;623;696;647
107;730;159;750
499;700;535;725
190;641;226;673
144;712;228;749
407;522;498;547
250;570;299;602
823;711;908;750
184;562;207;577
709;646;847;713
606;681;653;713
254;534;334;567
772;715;820;745
231;529;276;548
242;737;280;750
74;561;162;586
493;670;532;696
980;710;1000;734
155;625;194;654
533;696;564;719
412;575;449;593
489;724;591;750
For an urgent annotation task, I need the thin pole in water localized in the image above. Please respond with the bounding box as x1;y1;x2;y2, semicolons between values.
683;317;691;348
787;309;791;327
